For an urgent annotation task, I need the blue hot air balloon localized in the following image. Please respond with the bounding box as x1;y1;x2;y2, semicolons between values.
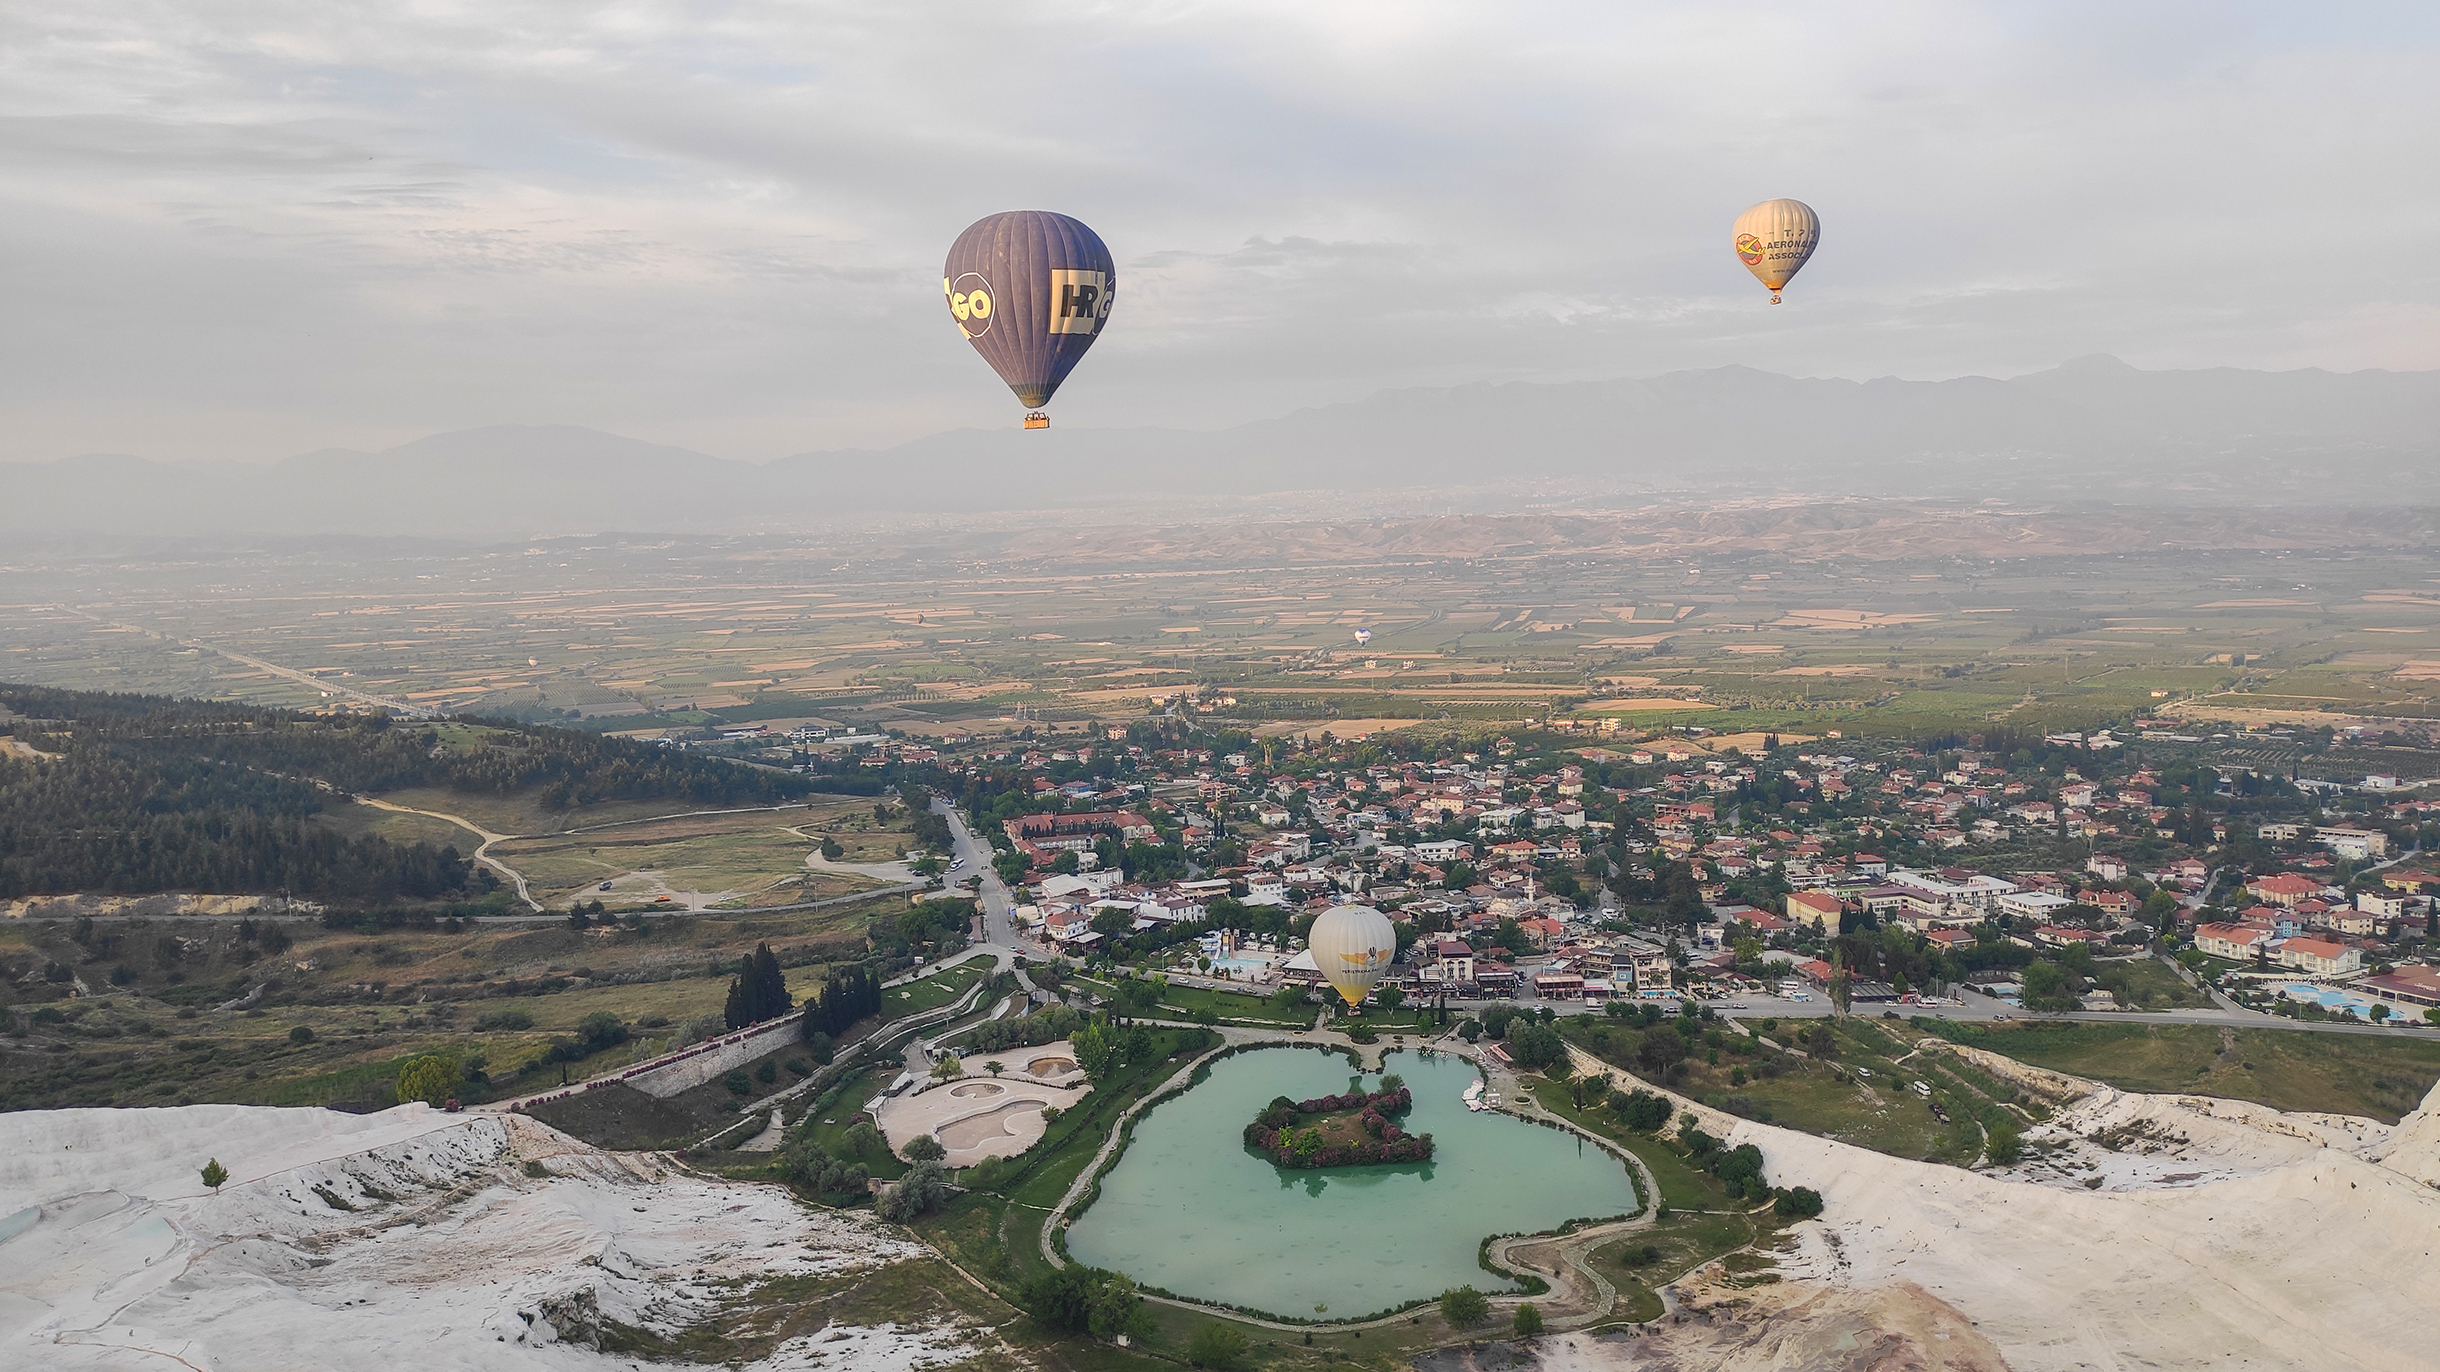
943;211;1114;428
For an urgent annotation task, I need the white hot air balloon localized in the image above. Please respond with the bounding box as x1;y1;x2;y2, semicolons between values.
1353;628;1372;646
1307;904;1396;1008
1732;199;1820;304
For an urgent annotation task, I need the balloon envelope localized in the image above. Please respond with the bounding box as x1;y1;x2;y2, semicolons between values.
1308;905;1396;1008
1732;199;1820;300
943;210;1115;410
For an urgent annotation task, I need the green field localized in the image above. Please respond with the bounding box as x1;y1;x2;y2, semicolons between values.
1919;1020;2440;1123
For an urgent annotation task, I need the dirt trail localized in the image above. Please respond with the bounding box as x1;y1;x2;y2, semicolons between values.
355;796;540;911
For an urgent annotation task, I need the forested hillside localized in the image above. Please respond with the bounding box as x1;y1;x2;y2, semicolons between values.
0;686;817;901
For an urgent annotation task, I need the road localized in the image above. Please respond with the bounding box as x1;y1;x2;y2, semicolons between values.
933;796;1023;949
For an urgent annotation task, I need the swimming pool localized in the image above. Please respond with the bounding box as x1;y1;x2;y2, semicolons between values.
1205;954;1274;977
2270;981;2380;1014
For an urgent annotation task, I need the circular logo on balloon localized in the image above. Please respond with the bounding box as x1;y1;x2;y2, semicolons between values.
945;272;994;339
1735;233;1765;266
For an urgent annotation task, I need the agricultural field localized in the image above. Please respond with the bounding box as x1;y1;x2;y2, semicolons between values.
5;506;2435;764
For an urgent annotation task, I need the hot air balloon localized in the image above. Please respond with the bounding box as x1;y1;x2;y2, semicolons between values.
1731;199;1820;304
1353;628;1372;646
1307;905;1395;1008
943;210;1114;428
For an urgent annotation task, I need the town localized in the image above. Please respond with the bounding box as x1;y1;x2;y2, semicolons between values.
844;714;2440;1032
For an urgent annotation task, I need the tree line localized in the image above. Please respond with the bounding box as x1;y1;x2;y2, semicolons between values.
0;685;816;810
0;729;476;901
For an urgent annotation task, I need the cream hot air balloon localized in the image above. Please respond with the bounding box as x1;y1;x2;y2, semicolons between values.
1307;904;1396;1008
1732;199;1820;304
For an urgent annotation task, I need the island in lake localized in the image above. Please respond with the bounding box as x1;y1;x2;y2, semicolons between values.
1243;1080;1433;1167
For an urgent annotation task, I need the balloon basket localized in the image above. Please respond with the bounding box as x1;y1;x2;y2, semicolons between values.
1022;411;1050;429
1769;293;1782;304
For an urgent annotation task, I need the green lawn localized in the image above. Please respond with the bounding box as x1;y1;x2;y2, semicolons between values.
886;961;989;1018
1142;980;1317;1028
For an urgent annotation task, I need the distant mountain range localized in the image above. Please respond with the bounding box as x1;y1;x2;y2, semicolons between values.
5;357;2431;539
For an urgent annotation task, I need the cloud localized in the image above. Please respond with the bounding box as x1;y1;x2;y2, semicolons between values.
0;0;2432;464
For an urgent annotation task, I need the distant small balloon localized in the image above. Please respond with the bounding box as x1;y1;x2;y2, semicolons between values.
942;210;1115;425
1732;199;1820;304
1354;628;1372;645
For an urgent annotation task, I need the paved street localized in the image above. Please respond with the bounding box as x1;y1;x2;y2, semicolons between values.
933;796;1027;950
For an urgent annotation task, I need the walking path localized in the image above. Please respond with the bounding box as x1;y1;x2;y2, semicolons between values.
736;1108;786;1152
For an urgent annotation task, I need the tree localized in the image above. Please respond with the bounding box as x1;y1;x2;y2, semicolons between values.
288;1025;316;1044
841;1121;884;1159
396;1053;462;1106
575;1011;628;1053
1611;1087;1672;1131
1774;1186;1825;1218
1186;1322;1250;1370
1375;984;1405;1012
1087;1270;1154;1342
1986;1116;2023;1165
1512;1302;1544;1337
200;1158;228;1193
2022;961;2080;1012
901;1134;946;1163
1071;1019;1118;1079
1439;1285;1490;1328
1020;1268;1096;1333
874;1160;948;1222
784;1136;870;1197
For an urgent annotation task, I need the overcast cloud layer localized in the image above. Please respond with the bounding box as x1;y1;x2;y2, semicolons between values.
2;1;2435;463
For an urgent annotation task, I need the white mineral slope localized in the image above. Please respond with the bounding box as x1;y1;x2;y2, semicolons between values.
1721;1077;2440;1372
0;1103;957;1372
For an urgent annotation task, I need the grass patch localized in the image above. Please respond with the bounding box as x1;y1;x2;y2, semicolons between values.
888;961;988;1017
2094;956;2208;1010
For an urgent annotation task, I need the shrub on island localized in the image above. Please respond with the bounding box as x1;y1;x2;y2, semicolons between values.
1241;1085;1433;1168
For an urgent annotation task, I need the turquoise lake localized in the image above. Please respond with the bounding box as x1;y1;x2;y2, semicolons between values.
1062;1047;1642;1318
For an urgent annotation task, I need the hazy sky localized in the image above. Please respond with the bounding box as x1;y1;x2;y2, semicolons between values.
4;1;2435;463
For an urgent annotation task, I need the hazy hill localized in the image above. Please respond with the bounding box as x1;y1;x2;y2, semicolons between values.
5;358;2429;537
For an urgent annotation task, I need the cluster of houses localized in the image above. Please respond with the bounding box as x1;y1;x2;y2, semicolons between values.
839;713;2440;1012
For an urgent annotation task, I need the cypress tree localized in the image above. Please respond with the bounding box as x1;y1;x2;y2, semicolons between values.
751;943;790;1021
